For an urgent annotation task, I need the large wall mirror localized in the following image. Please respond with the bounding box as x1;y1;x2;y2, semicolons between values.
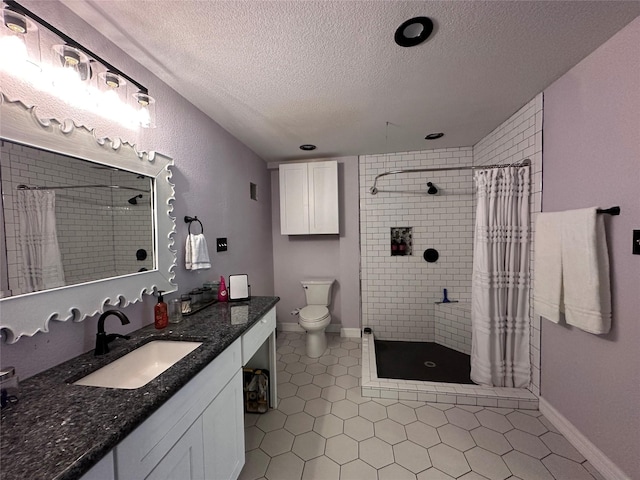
0;95;177;343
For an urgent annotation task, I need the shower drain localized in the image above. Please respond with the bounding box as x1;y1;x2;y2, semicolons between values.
424;361;437;368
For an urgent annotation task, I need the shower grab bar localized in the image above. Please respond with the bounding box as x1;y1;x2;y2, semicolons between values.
17;184;149;193
369;158;531;195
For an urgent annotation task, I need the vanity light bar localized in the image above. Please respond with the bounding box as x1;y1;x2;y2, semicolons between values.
4;0;149;95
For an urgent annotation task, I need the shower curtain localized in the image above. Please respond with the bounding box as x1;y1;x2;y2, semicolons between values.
17;190;65;293
471;165;530;388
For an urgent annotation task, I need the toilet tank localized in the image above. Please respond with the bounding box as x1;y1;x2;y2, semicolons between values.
301;279;334;306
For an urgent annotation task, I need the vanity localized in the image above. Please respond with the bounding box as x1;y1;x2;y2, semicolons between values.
0;296;279;480
0;95;280;480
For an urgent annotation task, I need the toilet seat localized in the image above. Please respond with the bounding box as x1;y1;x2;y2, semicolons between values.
299;305;329;323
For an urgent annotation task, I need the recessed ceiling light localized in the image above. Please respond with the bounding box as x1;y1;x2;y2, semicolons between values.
425;132;444;140
299;144;316;151
395;17;434;48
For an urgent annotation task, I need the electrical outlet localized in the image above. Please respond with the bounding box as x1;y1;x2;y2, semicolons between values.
216;238;227;252
633;230;640;255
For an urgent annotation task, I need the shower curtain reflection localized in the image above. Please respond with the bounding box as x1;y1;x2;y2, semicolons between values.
16;189;65;293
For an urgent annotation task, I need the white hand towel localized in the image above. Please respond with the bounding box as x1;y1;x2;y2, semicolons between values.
185;233;211;270
533;212;563;323
561;208;611;334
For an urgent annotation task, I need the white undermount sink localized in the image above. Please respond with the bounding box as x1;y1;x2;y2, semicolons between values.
74;340;202;389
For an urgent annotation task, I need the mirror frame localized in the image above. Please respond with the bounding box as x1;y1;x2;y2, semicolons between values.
0;94;177;343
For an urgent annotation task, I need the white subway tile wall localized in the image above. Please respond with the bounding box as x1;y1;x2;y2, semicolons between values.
358;93;543;397
360;147;474;342
434;303;472;355
1;141;153;296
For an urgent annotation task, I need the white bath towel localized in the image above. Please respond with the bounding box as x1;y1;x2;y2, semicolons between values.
185;233;211;270
533;212;564;323
533;208;611;334
561;208;611;334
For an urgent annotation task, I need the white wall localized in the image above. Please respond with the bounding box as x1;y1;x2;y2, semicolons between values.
359;147;474;341
271;157;360;331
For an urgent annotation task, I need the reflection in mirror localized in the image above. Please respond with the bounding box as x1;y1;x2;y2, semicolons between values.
0;95;176;343
1;140;155;296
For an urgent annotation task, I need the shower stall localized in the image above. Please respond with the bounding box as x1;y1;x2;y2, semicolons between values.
359;145;539;408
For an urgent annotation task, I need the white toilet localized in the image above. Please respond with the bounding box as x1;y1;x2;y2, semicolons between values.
299;279;335;358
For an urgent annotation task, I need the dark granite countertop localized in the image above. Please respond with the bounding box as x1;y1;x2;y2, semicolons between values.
0;296;279;480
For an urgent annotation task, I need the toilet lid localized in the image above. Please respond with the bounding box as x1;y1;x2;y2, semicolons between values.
299;306;329;322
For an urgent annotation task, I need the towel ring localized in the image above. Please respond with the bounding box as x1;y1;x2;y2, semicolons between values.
184;215;204;234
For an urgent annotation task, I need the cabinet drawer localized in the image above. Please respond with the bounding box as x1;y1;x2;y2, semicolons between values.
241;307;276;364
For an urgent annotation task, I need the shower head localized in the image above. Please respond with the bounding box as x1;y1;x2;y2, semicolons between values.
128;194;143;205
427;182;438;195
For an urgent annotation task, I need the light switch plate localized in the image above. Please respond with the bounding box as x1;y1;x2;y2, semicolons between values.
216;238;227;252
633;230;640;255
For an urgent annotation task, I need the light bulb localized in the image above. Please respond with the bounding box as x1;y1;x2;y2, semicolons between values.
52;44;91;81
4;10;27;34
98;70;125;90
132;91;156;128
62;48;80;67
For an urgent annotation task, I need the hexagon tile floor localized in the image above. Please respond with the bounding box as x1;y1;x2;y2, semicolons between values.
239;332;603;480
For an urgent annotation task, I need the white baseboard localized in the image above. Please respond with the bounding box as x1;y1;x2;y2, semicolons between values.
340;328;361;338
277;322;342;333
539;397;630;480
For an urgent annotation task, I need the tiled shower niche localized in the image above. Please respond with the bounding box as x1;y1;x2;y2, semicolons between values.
390;227;412;256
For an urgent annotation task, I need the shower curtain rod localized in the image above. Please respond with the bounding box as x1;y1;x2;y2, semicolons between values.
369;158;531;195
17;184;149;193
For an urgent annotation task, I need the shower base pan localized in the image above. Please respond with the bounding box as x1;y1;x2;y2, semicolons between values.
362;332;538;410
375;340;474;385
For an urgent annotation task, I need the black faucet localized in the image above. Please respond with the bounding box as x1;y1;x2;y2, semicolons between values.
95;310;131;356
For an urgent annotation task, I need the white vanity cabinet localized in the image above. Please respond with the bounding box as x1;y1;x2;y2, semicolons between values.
241;306;278;408
115;339;243;480
80;451;116;480
79;306;278;480
202;369;244;479
279;160;339;235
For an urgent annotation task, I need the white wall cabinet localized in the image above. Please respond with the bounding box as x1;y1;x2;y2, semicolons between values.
280;161;339;235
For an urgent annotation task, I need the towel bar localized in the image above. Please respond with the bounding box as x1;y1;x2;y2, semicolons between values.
184;215;204;234
596;207;620;215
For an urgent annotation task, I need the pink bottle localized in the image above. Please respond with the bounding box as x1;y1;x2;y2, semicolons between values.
217;276;228;302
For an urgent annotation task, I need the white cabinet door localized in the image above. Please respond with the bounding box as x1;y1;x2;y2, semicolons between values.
79;450;115;480
308;161;339;234
202;369;245;480
279;161;338;235
146;417;205;480
116;340;242;479
279;162;309;234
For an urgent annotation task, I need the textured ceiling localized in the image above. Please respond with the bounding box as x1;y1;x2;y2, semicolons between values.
62;1;640;162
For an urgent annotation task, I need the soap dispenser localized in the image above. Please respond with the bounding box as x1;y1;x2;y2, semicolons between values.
155;291;168;329
217;276;228;302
